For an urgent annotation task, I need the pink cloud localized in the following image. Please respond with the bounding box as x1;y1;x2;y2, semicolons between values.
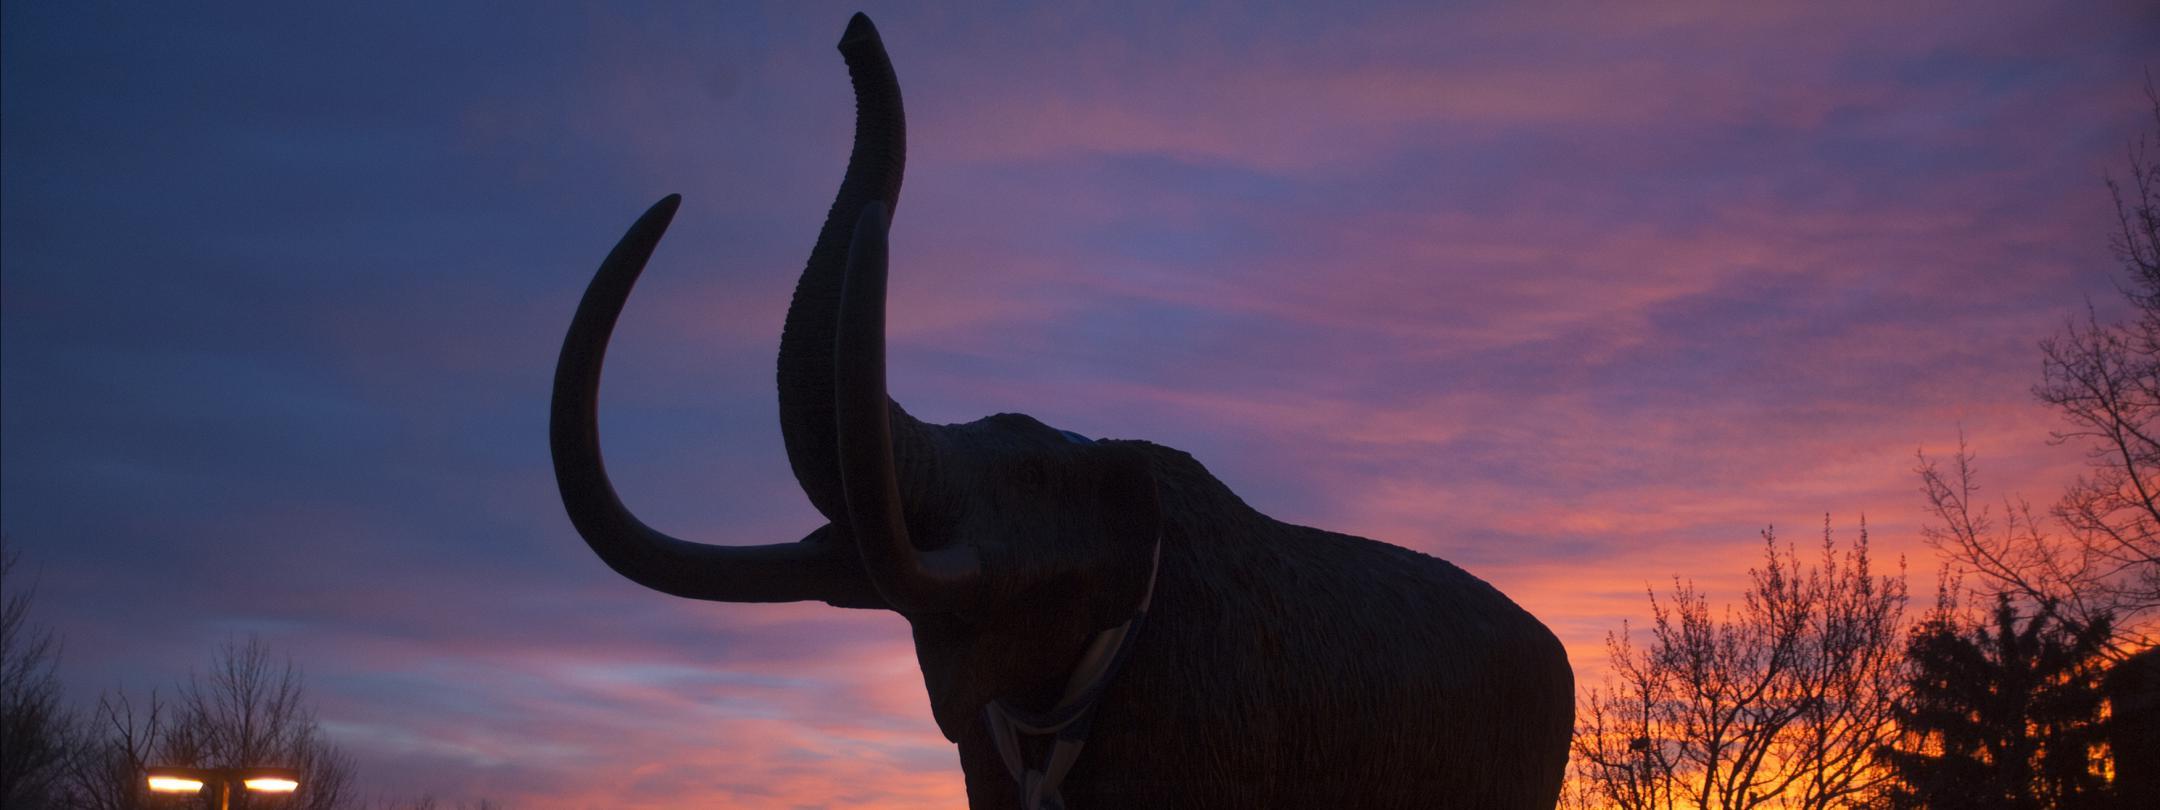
44;4;2147;807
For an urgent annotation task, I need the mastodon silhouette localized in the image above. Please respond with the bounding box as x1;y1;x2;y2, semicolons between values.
552;13;1572;809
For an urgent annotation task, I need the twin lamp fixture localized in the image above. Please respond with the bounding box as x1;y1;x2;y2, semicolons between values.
146;766;299;807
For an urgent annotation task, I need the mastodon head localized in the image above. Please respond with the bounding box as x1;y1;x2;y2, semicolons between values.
549;14;1161;648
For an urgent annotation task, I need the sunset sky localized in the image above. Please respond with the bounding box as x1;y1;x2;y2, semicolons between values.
4;1;2157;807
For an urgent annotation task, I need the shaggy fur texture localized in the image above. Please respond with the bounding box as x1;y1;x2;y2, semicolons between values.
897;416;1574;808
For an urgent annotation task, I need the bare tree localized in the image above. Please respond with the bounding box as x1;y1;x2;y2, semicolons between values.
2;537;75;809
61;638;357;810
2034;85;2160;634
61;691;164;810
1574;521;1909;810
164;637;356;810
1920;84;2160;651
1915;441;2131;646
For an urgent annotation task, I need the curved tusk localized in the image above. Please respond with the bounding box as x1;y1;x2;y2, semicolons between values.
833;201;983;613
552;195;883;606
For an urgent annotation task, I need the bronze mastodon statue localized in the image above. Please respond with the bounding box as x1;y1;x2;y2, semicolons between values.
551;13;1573;808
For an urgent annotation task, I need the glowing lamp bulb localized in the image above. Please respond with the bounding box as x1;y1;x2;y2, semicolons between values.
244;777;300;792
147;776;206;793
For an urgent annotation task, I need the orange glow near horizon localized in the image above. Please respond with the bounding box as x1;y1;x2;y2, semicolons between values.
6;2;2156;806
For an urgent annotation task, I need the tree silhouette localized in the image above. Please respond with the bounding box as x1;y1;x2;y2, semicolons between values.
1878;594;2116;809
1917;84;2160;652
62;690;164;810
2034;85;2160;643
61;637;357;810
1574;522;1908;809
2;538;75;809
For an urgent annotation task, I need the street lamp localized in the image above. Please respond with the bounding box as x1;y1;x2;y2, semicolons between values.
146;766;300;809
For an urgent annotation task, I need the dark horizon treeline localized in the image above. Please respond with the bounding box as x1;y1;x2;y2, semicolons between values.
1564;522;2157;810
0;539;499;810
1568;88;2160;810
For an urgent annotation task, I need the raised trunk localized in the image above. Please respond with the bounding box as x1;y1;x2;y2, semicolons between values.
778;12;907;521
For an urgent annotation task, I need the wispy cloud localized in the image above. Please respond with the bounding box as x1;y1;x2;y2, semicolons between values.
4;1;2155;806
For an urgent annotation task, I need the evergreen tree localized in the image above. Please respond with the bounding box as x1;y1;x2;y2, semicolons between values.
1879;595;2115;809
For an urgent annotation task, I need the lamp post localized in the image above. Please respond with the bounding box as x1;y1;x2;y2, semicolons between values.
145;766;299;810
